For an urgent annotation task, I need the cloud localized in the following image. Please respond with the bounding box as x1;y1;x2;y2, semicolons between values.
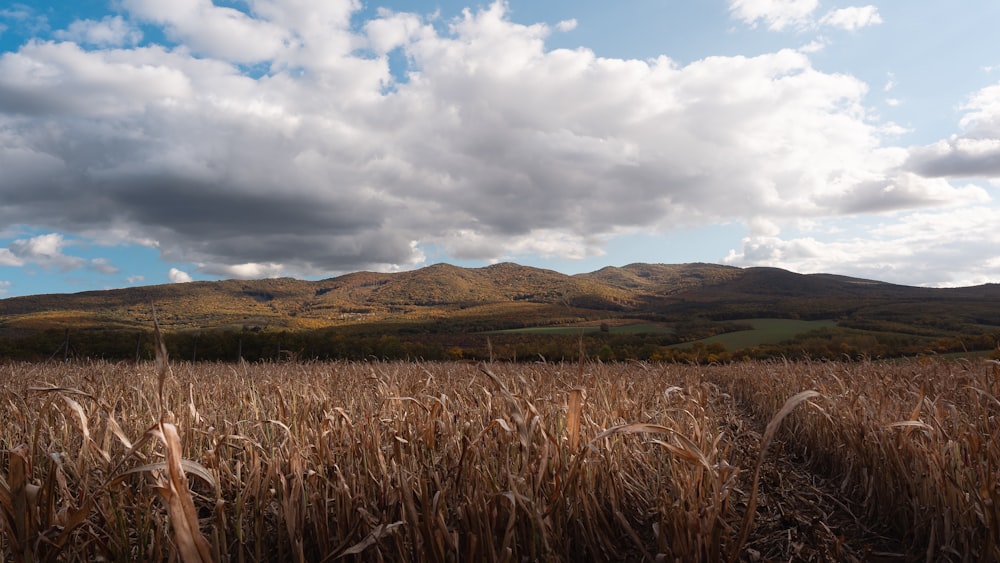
906;82;1000;178
0;280;10;295
729;0;881;32
1;232;121;274
0;248;23;266
0;1;982;281
54;16;143;47
725;207;1000;287
0;41;192;117
121;0;293;63
126;275;145;284
818;173;989;214
168;267;192;283
6;233;84;272
883;73;896;92
798;38;828;53
0;4;49;36
908;138;1000;178
729;0;819;31
89;257;120;275
555;19;577;32
12;233;65;257
200;262;284;279
819;6;882;31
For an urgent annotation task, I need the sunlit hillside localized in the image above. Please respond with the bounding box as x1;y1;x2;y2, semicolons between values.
1;263;999;362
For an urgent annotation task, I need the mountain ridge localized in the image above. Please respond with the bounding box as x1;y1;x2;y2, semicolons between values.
2;262;999;338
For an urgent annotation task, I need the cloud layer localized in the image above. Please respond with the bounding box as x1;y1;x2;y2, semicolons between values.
0;1;997;286
905;82;1000;178
729;0;882;31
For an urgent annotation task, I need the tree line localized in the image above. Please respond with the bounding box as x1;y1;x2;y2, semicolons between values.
1;324;997;363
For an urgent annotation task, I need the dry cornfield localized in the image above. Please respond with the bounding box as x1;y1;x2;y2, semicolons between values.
0;357;997;562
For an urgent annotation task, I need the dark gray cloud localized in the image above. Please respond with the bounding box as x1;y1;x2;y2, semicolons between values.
903;83;1000;180
906;138;1000;178
0;2;989;280
817;174;989;214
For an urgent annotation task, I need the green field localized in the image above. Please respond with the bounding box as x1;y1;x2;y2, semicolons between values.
676;318;837;350
490;323;675;335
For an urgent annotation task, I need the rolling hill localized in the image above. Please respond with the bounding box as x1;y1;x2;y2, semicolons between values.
2;262;999;360
0;262;634;334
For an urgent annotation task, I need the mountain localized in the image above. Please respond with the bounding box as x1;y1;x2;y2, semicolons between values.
0;262;631;334
2;262;1000;357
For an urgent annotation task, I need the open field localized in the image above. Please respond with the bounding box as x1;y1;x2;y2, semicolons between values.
1;358;998;561
675;318;838;350
5;262;1000;364
489;321;675;335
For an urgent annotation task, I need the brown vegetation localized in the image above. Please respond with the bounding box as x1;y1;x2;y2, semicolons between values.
3;262;999;337
3;262;1000;364
2;357;997;561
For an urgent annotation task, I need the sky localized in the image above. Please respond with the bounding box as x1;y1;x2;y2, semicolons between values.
1;1;1000;298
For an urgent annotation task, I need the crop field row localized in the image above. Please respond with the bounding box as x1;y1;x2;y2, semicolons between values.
1;358;997;561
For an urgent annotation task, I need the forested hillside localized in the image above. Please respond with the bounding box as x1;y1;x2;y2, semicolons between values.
2;262;999;361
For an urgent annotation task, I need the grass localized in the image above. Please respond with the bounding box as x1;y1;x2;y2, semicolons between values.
490;322;674;335
1;357;997;561
675;318;837;350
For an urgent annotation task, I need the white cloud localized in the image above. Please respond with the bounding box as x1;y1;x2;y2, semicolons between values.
729;1;881;32
126;275;145;284
15;232;63;257
0;40;192;117
0;248;24;266
820;173;989;214
819;6;882;31
960;82;1000;135
432;228;605;262
883;73;896;92
90;257;120;275
364;10;424;55
0;1;987;284
725;207;1000;287
54;16;143;47
555;19;577;32
906;81;1000;178
799;38;828;53
122;0;292;63
0;280;10;295
0;4;49;35
749;217;782;237
200;262;285;279
5;233;84;271
168;267;192;283
729;0;819;31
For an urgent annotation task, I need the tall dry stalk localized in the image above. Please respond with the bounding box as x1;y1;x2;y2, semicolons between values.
154;423;215;563
2;358;998;561
567;387;583;452
149;308;215;563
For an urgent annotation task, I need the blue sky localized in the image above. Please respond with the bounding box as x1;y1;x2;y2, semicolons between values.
1;0;1000;297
